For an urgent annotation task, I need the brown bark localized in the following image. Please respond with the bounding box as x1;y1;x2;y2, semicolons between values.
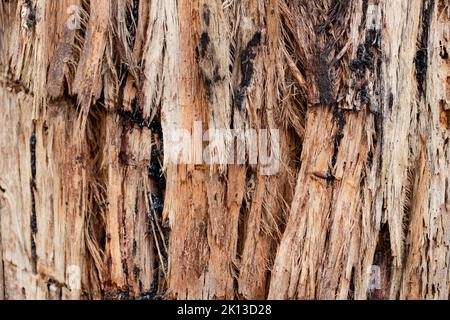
0;0;449;300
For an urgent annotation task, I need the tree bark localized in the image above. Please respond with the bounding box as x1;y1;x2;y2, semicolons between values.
0;0;449;300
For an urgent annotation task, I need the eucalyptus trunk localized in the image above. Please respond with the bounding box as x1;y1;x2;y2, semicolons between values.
0;0;449;300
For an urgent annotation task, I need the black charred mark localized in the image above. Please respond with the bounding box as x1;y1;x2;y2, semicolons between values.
201;65;226;102
30;191;37;234
235;31;262;110
349;30;378;78
439;41;449;59
30;124;38;273
30;236;37;271
349;46;367;78
119;102;162;133
30;127;37;185
415;0;435;99
388;92;394;110
132;239;137;256
328;108;346;186
316;53;334;105
349;29;380;108
198;29;226;102
200;32;210;58
358;81;370;105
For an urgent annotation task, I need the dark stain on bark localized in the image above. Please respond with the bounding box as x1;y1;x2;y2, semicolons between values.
201;65;226;102
235;32;262;110
349;29;380;108
29;123;37;273
119;102;162;133
439;41;448;59
350;30;378;78
388;92;394;110
198;28;225;102
328;108;346;186
358;81;370;105
316;52;334;105
415;0;435;99
200;32;210;58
